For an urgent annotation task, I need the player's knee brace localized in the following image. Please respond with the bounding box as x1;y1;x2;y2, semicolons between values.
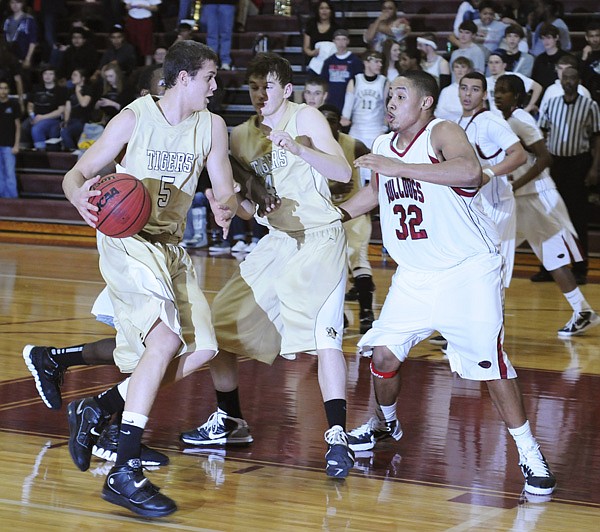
370;360;399;379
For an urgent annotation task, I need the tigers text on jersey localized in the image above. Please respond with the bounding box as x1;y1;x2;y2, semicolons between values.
233;102;341;233
122;94;212;241
373;118;499;271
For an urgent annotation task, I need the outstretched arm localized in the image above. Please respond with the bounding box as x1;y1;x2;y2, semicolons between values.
355;121;483;187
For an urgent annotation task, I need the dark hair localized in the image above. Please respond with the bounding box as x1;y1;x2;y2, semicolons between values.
556;53;578;68
138;64;164;93
459;20;478;34
585;20;600;33
488;50;507;64
305;75;328;91
246;52;293;86
400;70;439;111
496;74;526;107
382;38;401;74
478;1;498;12
313;0;335;24
401;46;424;70
163;40;218;89
504;23;525;39
319;103;341;120
539;22;560;39
460;71;487;91
452;55;474;69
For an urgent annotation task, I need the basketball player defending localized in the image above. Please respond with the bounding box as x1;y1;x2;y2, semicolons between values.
338;71;556;496
61;41;242;517
180;53;356;478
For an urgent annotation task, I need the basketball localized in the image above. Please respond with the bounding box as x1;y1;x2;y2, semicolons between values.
90;173;152;238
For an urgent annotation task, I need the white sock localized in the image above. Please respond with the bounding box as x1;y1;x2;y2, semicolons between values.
121;410;148;429
379;402;397;423
508;421;537;453
563;287;590;313
117;378;129;400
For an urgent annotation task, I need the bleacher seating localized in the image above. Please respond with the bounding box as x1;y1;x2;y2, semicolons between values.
1;0;599;250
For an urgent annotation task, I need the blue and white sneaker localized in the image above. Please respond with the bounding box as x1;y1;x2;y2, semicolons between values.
324;425;355;478
180;409;253;446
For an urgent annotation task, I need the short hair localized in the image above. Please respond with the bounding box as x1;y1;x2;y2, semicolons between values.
478;1;498;13
539;23;559;38
138;64;164;93
304;76;328;91
557;53;578;68
362;50;383;61
496;74;526;107
319;103;341;120
459;20;478;34
460;71;487;92
246;52;293;86
585;20;600;34
163;40;218;89
399;70;439;111
488;51;507;64
504;24;525;39
452;56;474;69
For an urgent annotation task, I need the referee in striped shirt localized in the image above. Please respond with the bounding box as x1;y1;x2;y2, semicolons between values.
538;66;600;284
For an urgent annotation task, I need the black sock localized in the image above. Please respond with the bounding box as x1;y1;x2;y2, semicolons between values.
355;275;374;313
216;389;243;419
50;345;85;368
95;384;125;415
115;423;144;466
324;399;347;430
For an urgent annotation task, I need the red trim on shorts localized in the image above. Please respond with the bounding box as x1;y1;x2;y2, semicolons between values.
496;330;508;379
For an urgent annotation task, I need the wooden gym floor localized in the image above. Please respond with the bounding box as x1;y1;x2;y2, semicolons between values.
1;242;599;530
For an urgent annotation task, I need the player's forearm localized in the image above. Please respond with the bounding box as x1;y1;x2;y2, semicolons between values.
489;148;527;177
63;169;87;202
298;145;352;182
339;185;378;219
401;158;482;187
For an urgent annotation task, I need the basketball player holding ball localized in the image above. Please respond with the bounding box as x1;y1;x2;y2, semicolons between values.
62;41;244;518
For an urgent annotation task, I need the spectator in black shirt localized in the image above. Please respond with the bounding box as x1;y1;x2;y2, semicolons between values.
22;65;67;149
581;20;600;104
94;62;132;125
531;23;567;95
97;25;138;78
60;68;94;151
55;28;99;82
0;40;24;113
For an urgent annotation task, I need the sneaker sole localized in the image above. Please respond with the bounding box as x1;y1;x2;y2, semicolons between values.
557;319;600;338
180;434;254;446
523;482;556;496
348;439;375;452
102;488;177;518
92;445;170;467
22;345;59;410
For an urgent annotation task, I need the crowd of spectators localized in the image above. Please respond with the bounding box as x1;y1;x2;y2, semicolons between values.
1;0;600;208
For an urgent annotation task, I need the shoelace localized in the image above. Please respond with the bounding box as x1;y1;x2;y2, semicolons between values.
521;445;551;477
202;410;225;432
324;426;348;445
348;416;386;437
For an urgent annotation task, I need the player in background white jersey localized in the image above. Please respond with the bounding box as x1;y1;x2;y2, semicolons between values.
494;74;600;337
457;71;527;287
338;71;555;496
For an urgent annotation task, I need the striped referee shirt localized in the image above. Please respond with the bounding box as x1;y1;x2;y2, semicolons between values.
537;94;600;156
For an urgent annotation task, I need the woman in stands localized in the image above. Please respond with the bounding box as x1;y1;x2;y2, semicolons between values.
364;0;411;52
94;62;133;125
60;68;94;151
382;39;402;82
302;1;339;67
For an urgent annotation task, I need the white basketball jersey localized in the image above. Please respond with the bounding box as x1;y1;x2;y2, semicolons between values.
505;108;556;197
374;118;499;272
348;73;388;149
457;109;519;205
